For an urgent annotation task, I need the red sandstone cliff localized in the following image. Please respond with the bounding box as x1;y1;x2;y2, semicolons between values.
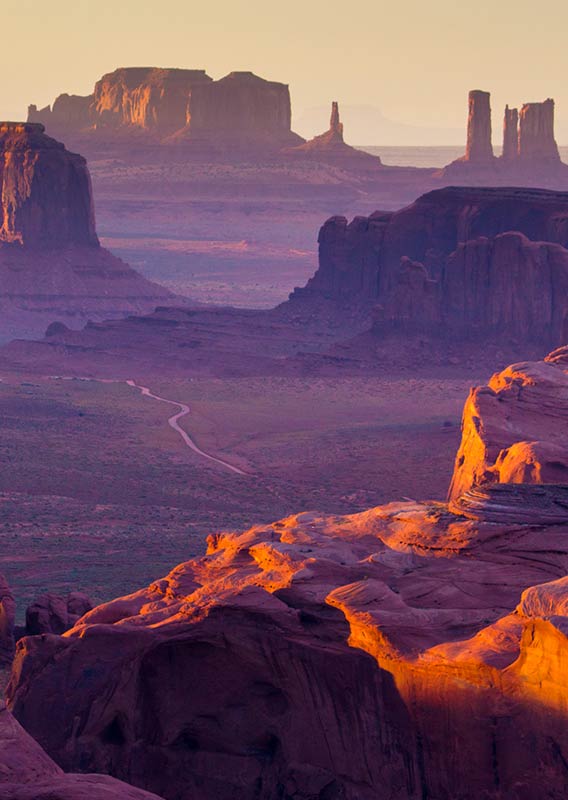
0;123;97;248
7;349;568;799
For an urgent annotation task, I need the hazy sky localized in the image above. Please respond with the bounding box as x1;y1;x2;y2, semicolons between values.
3;0;567;143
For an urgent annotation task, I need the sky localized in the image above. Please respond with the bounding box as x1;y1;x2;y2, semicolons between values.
2;0;568;144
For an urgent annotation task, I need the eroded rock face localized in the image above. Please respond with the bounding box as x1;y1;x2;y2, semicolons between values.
0;702;164;799
28;68;303;148
7;349;568;799
519;99;560;163
502;105;519;161
184;71;301;147
25;592;92;636
448;346;568;502
0;122;97;248
0;575;14;666
465;89;494;163
93;68;212;134
0;122;173;339
443;90;567;180
293;186;568;347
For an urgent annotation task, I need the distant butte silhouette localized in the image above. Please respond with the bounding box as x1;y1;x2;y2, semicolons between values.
0;121;173;339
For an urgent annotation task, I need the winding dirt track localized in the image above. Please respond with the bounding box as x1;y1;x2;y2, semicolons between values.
125;380;246;475
47;375;246;476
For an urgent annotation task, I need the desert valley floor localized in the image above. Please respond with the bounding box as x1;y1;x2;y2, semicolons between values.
0;369;481;616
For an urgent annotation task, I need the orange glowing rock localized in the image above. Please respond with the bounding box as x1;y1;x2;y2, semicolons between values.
6;349;568;799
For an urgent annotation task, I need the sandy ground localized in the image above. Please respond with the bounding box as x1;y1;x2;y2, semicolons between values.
0;370;486;619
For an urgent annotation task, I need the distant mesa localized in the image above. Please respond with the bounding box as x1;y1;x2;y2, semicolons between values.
0;121;173;340
284;101;382;168
443;89;566;179
29;66;304;150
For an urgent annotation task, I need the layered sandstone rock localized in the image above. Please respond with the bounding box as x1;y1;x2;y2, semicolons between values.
518;98;561;163
93;68;212;134
444;90;567;180
292;186;568;347
464;89;494;163
0;702;164;799
28;68;303;148
0;122;173;339
0;123;97;248
448;347;568;502
7;351;568;798
182;71;302;147
502;105;519;160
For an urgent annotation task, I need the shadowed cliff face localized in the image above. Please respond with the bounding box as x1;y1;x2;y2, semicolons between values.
0;123;98;249
0;122;173;340
293;186;568;348
6;348;568;800
0;702;164;799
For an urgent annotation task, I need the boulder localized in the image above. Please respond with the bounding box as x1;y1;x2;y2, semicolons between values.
25;592;93;636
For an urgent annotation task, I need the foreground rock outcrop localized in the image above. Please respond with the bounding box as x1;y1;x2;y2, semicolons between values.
449;346;568;502
25;592;92;636
29;67;303;150
0;576;14;666
292;185;568;348
0;122;173;339
0;702;163;799
7;349;568;799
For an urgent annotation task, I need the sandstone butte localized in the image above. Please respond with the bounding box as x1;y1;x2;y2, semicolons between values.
0;122;172;340
283;102;382;170
4;185;568;380
6;346;568;799
28;67;304;149
292;185;568;348
442;90;568;181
